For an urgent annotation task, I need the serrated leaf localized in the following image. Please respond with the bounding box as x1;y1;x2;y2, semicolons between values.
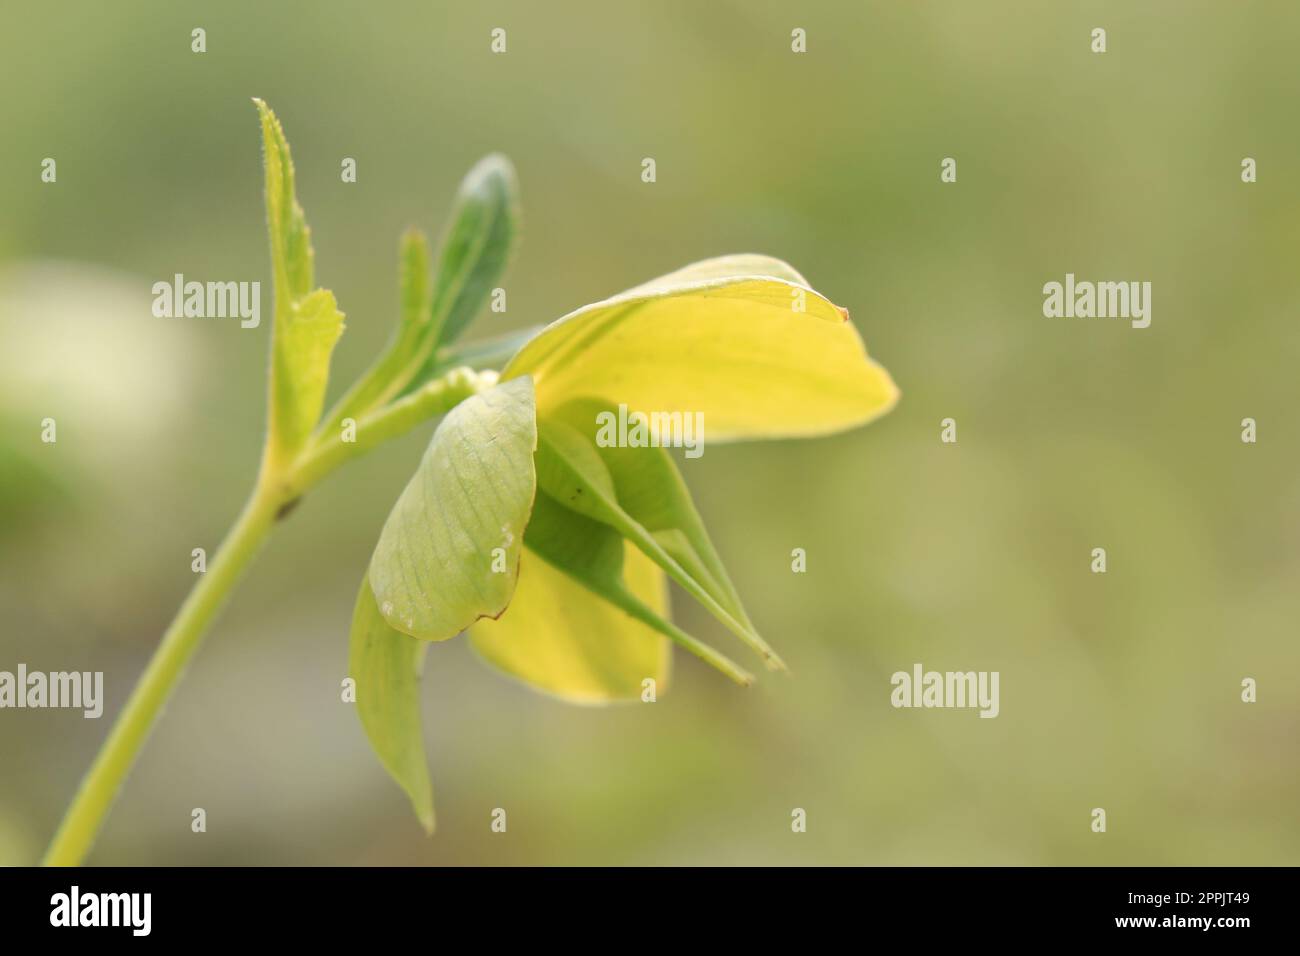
255;99;314;302
522;491;752;686
348;575;434;833
503;255;898;442
533;417;784;670
470;536;672;705
426;153;520;350
272;288;345;456
254;100;345;465
369;377;537;641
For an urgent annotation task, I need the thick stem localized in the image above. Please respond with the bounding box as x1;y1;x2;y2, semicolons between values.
41;486;284;866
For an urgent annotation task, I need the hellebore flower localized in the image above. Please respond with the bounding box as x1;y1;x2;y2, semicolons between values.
352;254;898;831
42;102;900;862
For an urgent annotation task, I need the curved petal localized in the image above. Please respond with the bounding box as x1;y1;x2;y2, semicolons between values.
469;545;671;705
502;256;898;442
368;377;537;641
348;576;435;833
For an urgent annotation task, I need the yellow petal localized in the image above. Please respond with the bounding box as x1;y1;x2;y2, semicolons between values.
469;544;671;704
503;255;899;442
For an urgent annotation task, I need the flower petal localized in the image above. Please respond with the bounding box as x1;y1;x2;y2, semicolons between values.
469;544;671;704
503;255;898;441
368;377;537;641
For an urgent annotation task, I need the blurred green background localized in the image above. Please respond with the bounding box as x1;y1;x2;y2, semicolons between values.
2;0;1297;865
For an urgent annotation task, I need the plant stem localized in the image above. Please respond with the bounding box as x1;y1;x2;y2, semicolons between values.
42;366;489;866
292;367;487;491
42;484;283;866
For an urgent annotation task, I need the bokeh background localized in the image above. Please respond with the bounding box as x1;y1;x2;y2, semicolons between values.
2;0;1298;865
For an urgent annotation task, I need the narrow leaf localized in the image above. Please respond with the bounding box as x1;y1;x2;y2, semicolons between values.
426;153;520;349
533;418;785;670
320;228;433;433
524;491;753;686
254;100;345;465
555;397;756;633
369;377;537;641
348;576;434;833
319;154;520;428
255;99;314;302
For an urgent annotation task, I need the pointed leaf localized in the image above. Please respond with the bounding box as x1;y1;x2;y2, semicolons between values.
426;154;520;349
555;397;755;632
369;377;537;641
254;100;345;464
320;228;433;432
321;154;521;427
524;491;752;686
255;99;314;302
348;576;434;833
502;255;898;441
533;418;785;670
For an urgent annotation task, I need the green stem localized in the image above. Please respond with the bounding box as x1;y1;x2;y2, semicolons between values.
42;485;283;866
41;366;487;867
292;367;487;491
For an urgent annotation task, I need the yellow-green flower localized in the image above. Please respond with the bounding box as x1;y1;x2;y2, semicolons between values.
354;253;897;830
471;255;898;701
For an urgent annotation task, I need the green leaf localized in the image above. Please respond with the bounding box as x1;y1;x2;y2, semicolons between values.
533;417;785;670
554;397;756;633
426;153;520;350
369;377;537;641
255;99;314;302
348;575;435;833
523;491;752;686
254;99;346;466
272;288;345;457
502;255;898;442
316;155;519;431
318;228;432;434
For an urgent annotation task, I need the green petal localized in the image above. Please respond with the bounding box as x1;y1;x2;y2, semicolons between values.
554;397;756;634
368;377;537;641
348;576;435;833
523;491;752;686
534;417;784;670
